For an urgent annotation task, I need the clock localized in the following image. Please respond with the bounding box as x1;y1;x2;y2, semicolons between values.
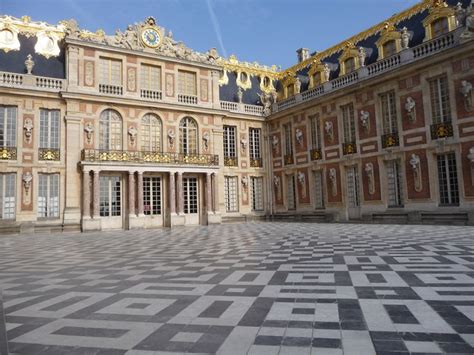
141;27;161;48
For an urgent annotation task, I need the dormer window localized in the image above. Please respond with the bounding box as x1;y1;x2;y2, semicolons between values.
338;43;362;76
344;57;356;74
422;1;456;41
308;60;330;89
236;70;252;90
375;22;404;60
382;40;397;58
312;72;322;87
263;76;270;88
431;17;449;38
287;84;295;97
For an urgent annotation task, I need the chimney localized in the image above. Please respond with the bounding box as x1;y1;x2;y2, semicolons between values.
296;48;310;63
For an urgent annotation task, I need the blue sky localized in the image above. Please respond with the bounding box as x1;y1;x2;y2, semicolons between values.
1;0;420;69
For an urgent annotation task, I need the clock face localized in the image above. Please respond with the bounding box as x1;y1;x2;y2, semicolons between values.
141;28;161;48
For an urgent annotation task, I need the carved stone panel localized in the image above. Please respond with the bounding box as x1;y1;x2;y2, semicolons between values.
84;61;94;87
127;67;137;92
200;79;209;102
166;73;174;97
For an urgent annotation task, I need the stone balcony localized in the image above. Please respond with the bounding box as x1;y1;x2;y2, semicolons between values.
0;72;65;93
81;149;219;167
273;28;463;114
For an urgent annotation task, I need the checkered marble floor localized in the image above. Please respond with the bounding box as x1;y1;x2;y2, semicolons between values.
1;222;474;355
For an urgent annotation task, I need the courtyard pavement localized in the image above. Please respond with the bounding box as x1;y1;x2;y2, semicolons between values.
0;222;474;355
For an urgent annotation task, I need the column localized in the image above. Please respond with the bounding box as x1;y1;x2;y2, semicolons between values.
82;170;91;219
206;173;213;214
92;170;100;218
177;172;184;215
137;172;144;216
128;171;135;217
169;172;176;215
212;172;219;213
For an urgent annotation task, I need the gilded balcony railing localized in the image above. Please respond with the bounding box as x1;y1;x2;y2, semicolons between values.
381;132;400;149
224;156;238;167
250;158;263;168
0;147;17;160
39;148;60;161
310;148;322;161
81;149;219;166
342;142;357;155
430;122;453;140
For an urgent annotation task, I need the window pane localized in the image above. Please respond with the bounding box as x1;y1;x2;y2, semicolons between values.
251;177;264;211
141;114;162;151
0;174;16;219
140;64;161;91
342;103;355;142
0;106;17;147
179;117;198;154
381;91;397;134
143;177;161;215
100;110;122;150
224;126;237;158
429;76;451;124
224;176;238;212
249;128;261;159
437;153;459;206
38;174;60;218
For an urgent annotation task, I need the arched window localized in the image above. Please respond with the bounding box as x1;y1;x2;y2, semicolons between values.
382;40;397;58
431;17;449;38
99;109;122;150
179;117;198;155
141;114;162;152
344;57;356;74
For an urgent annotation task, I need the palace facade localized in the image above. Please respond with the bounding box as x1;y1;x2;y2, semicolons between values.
0;0;474;233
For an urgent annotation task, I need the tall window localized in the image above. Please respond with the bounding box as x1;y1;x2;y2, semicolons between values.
342;103;356;143
0;174;15;219
99;57;122;86
310;115;322;149
251;177;264;211
284;123;293;156
429;75;451;124
39;109;60;149
287;175;296;210
344;57;356;74
100;176;121;217
380;91;398;135
437;153;459;206
387;160;403;207
224;176;238;212
143;177;161;215
314;171;324;209
38;174;59;218
383;40;397;58
183;177;198;214
249;128;261;160
179;117;198;155
0;106;16;148
140;64;161;91
141;114;162;152
223;125;237;159
178;70;197;96
431;17;449;38
99;110;122;150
